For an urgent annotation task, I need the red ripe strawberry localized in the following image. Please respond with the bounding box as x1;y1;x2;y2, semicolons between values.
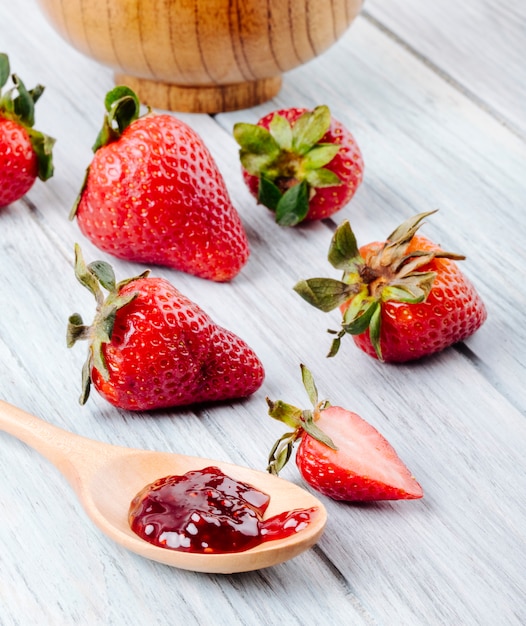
0;53;54;207
233;105;363;226
70;86;249;282
67;245;264;410
294;211;487;362
267;365;423;501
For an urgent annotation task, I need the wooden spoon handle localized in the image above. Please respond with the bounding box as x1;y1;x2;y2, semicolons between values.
0;401;106;480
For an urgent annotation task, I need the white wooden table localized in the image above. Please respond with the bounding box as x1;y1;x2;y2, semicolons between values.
1;1;525;624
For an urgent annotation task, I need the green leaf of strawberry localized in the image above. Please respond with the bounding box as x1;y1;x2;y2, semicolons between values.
0;54;9;90
327;219;362;272
293;277;357;312
291;106;331;154
304;165;341;188
27;128;55;180
258;176;282;212
234;122;280;175
275;179;309;226
268;113;292;149
294;211;487;362
93;85;142;151
300;363;319;407
234;105;364;225
266;399;303;430
342;295;380;335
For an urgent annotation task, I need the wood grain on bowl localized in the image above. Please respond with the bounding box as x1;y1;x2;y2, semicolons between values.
35;0;363;112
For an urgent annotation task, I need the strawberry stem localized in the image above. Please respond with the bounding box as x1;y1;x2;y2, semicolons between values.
266;366;336;475
92;85;142;151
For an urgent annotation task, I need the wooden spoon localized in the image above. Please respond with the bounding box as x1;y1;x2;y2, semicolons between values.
0;401;326;574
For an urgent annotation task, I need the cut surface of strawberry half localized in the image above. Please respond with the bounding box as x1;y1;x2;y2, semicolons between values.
296;405;424;501
267;365;423;502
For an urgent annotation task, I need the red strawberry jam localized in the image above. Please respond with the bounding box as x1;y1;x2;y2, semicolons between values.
129;466;316;554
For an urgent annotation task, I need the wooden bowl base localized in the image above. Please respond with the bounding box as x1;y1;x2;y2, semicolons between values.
114;74;282;113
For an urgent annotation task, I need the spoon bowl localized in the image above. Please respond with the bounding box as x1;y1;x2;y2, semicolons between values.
0;401;326;573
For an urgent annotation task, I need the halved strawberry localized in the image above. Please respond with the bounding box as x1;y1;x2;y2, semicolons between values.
267;365;423;501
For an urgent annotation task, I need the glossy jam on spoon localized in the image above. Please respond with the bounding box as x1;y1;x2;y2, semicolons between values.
129;466;316;554
0;401;327;573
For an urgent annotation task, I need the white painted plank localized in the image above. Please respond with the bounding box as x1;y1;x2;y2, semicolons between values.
364;0;526;136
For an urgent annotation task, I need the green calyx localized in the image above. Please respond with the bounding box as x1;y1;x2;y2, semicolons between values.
66;243;148;405
70;85;143;219
91;85;142;152
0;52;55;181
233;105;342;226
267;364;336;476
293;210;466;361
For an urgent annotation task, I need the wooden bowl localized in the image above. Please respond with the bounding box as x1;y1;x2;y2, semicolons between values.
35;0;363;113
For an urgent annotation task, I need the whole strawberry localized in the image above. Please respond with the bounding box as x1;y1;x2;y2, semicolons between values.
233;105;363;226
267;365;423;501
67;245;264;410
0;53;54;207
294;211;487;362
71;86;249;282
